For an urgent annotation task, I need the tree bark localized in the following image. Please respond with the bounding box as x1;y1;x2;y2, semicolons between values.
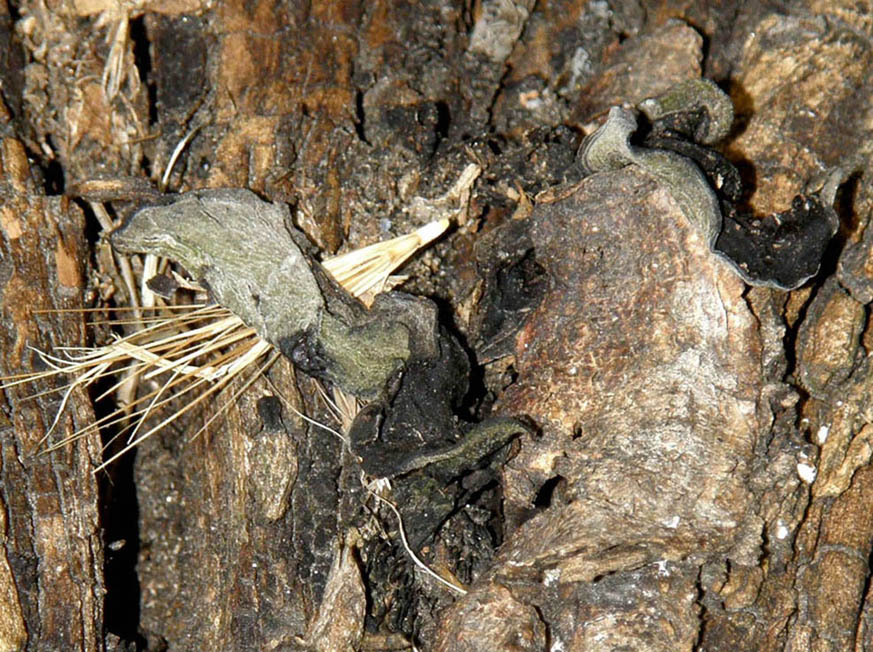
0;137;103;650
2;1;873;650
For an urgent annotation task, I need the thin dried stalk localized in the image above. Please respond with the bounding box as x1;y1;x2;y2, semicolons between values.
323;218;449;302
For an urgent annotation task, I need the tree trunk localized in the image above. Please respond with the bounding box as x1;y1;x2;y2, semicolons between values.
1;1;873;650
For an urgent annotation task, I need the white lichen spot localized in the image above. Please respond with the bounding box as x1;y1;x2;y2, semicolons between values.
519;90;544;111
775;521;790;540
662;515;680;529
588;0;610;18
797;462;817;484
550;638;566;652
543;568;561;586
468;0;531;61
564;47;592;87
816;424;830;445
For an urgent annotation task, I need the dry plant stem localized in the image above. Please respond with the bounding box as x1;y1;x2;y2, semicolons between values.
5;305;241;459
102;13;129;101
267;376;348;446
324;218;450;299
119;315;263;443
367;489;468;596
90;200;143;409
160;125;201;191
140;254;159;307
193;351;283;441
89;200;116;233
330;386;360;434
95;340;272;470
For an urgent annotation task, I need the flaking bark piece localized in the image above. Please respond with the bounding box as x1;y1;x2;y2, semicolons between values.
838;218;873;304
438;164;765;650
471;218;548;363
112;188;415;398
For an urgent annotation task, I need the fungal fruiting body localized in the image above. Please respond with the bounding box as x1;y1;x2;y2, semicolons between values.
578;80;839;290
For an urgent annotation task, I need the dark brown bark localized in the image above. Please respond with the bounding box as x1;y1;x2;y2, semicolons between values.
0;137;103;650
2;0;873;650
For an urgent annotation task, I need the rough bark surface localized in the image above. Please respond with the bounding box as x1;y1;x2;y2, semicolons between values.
2;0;873;651
0;138;103;650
